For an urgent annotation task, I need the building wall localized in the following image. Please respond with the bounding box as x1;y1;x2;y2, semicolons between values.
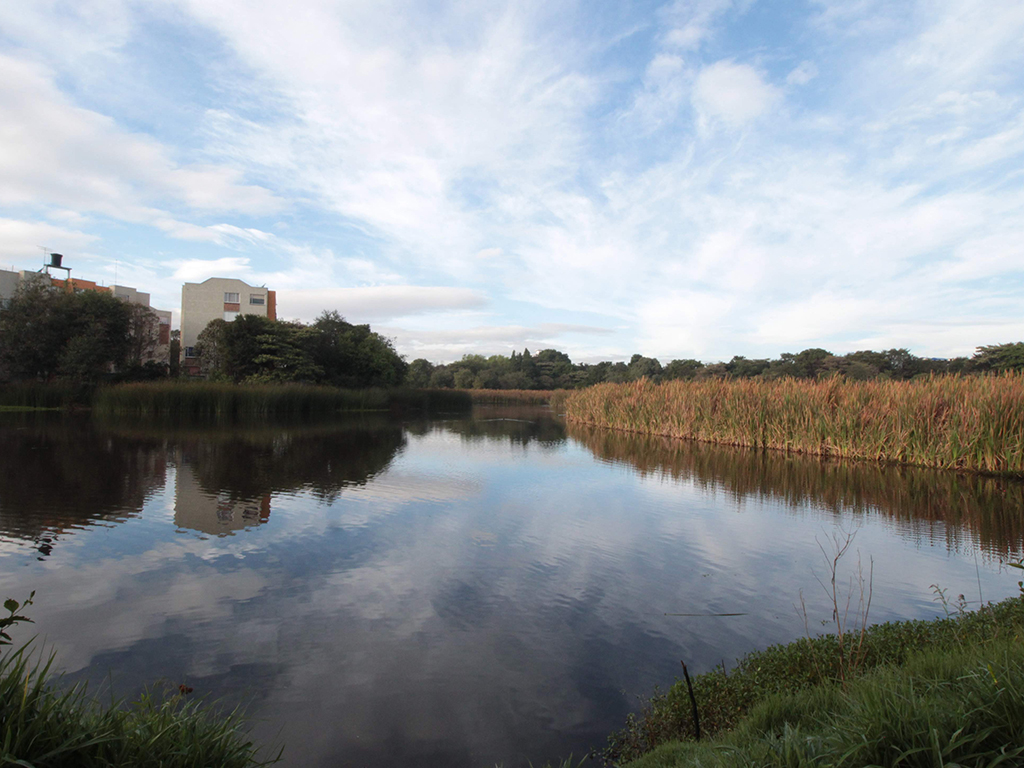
0;269;19;305
180;278;275;371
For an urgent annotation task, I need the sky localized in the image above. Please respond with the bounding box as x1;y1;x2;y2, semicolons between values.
1;0;1022;364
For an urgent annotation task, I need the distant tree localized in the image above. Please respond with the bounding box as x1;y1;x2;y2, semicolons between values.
429;366;455;388
663;359;704;380
195;319;229;379
973;343;1024;372
725;356;769;379
628;354;663;381
125;303;160;368
192;310;405;387
406;359;434;388
453;368;475;389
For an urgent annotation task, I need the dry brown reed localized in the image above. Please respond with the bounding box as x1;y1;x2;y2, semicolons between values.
562;374;1024;476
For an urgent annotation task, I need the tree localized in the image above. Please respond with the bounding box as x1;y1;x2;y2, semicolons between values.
663;359;704;380
628;354;663;381
973;343;1024;372
0;282;133;384
406;359;434;388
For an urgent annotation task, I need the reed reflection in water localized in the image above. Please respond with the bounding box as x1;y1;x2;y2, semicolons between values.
568;422;1024;560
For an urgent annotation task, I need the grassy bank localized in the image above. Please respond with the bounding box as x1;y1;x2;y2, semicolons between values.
1;644;276;767
606;595;1024;765
563;375;1024;475
625;637;1024;768
92;381;471;420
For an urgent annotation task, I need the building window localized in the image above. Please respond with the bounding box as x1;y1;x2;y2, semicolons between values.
115;293;130;301
184;346;196;358
249;294;264;305
224;311;240;322
224;292;240;303
159;324;170;345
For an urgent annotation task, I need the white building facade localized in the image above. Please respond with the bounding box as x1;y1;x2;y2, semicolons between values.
179;277;276;375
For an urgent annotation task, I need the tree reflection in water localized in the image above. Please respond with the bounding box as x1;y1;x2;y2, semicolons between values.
0;414;166;557
0;414;406;544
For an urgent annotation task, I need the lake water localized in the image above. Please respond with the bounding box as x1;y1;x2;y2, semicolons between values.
1;406;1022;767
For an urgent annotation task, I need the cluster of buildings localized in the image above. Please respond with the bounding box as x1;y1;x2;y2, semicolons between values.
0;256;275;374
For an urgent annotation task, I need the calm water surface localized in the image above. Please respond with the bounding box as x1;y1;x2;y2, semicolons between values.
1;406;1022;767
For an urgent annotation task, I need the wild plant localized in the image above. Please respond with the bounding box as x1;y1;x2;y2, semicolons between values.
799;529;873;686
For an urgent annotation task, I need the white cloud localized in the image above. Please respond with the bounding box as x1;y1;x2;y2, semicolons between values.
0;52;282;227
786;61;818;86
692;60;779;127
172;257;252;282
0;218;99;263
662;0;733;51
279;286;488;324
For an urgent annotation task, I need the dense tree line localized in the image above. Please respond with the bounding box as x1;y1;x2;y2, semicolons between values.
3;278;1020;392
407;343;1024;391
194;311;406;387
0;282;163;385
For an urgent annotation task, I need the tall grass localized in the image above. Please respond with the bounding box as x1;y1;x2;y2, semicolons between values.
563;374;1024;475
607;595;1024;765
468;389;562;405
0;642;276;767
626;638;1024;768
0;381;78;410
93;382;470;421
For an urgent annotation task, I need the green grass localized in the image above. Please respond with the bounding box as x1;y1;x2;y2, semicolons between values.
0;642;277;767
605;596;1024;765
92;381;471;420
563;374;1024;476
624;640;1024;768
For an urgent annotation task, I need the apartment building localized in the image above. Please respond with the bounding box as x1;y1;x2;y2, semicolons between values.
0;267;172;367
179;277;276;375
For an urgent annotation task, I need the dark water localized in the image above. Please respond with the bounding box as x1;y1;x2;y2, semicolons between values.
1;406;1022;767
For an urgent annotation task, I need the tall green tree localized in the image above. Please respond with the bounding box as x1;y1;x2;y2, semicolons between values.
0;282;133;384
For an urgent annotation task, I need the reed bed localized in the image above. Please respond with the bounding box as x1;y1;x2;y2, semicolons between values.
93;382;470;420
563;374;1024;475
0;381;78;410
467;388;561;405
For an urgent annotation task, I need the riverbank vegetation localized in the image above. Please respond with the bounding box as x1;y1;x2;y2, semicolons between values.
563;374;1024;475
468;388;562;405
1;597;276;767
607;595;1024;766
93;381;470;420
622;636;1024;768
